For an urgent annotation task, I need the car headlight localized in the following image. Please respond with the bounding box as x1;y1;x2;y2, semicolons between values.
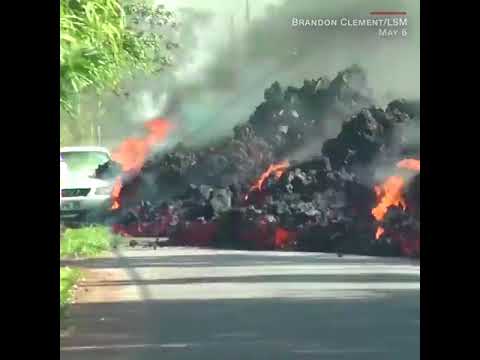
95;186;113;195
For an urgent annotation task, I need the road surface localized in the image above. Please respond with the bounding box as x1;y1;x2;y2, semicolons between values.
60;243;420;360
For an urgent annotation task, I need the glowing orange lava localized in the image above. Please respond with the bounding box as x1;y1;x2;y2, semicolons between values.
372;158;420;239
376;226;385;240
250;160;289;192
372;175;407;223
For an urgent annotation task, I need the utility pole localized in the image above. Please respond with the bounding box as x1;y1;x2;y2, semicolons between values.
97;125;102;145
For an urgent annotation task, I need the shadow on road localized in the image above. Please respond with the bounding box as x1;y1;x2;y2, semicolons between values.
61;296;419;360
81;273;420;287
60;252;419;269
60;248;419;360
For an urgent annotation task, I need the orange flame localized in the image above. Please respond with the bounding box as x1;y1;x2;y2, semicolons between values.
397;158;420;172
376;227;385;239
250;160;289;192
110;118;173;210
372;158;420;239
372;176;407;223
112;119;173;173
111;178;122;210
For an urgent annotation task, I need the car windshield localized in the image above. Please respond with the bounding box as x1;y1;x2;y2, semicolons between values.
61;151;110;176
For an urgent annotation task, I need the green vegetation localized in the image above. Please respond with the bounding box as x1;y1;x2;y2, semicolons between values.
61;0;171;325
60;267;81;320
60;0;178;144
61;226;120;258
60;226;120;321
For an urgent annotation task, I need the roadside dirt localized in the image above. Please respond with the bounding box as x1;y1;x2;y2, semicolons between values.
74;268;127;304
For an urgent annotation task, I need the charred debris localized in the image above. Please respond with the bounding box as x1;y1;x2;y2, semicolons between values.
96;65;420;258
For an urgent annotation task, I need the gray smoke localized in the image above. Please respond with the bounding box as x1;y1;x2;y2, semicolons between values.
97;0;419;150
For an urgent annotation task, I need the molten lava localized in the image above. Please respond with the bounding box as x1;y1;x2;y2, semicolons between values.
110;118;173;210
250;160;290;192
372;176;407;223
375;226;385;240
274;227;296;249
372;158;420;239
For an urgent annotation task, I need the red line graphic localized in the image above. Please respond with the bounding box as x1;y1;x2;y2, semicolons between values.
370;11;407;15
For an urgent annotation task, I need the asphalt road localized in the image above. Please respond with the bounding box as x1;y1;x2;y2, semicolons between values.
60;244;420;360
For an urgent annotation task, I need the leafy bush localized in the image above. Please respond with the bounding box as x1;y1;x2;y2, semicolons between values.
60;0;177;114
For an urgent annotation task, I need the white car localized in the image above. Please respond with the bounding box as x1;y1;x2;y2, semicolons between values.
60;146;114;222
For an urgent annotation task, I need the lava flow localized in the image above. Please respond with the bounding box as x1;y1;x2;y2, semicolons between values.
250;160;290;192
372;158;420;239
110;118;173;210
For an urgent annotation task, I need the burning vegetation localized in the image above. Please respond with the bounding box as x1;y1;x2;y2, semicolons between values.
108;119;173;210
96;65;420;258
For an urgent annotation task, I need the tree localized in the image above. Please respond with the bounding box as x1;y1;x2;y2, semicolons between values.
60;0;177;115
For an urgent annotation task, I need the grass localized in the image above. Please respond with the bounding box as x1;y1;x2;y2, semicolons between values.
60;267;81;320
60;225;120;258
60;226;120;323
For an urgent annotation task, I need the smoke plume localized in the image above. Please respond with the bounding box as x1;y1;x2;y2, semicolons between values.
96;0;419;150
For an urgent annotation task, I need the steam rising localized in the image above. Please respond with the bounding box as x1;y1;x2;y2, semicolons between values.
97;0;419;150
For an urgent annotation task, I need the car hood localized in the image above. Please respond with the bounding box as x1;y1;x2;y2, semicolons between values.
61;175;112;189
